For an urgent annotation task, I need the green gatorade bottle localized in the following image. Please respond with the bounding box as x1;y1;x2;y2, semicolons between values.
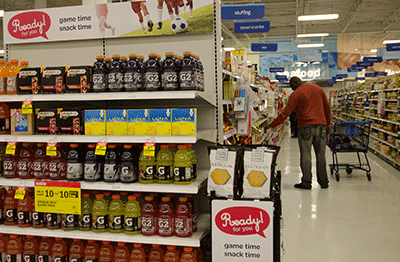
156;145;174;184
79;193;92;231
138;145;156;184
124;195;141;235
92;194;108;233
108;195;124;233
186;144;197;182
174;145;192;185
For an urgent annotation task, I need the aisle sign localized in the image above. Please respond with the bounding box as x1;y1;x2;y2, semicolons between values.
212;200;274;262
221;4;265;20
351;65;364;71
355;77;365;81
363;56;383;63
21;101;33;114
386;43;400;52
275;75;288;81
234;20;270;34
365;73;375;77
356;61;373;68
6;142;17;155
251;43;278;52
35;180;81;214
269;68;284;73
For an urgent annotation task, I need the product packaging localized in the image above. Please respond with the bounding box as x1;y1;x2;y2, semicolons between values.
17;68;41;94
127;109;149;136
148;109;171;136
84;110;106;135
41;67;65;94
35;108;58;134
171;108;197;136
106;109;127;135
66;66;92;93
11;109;34;135
57;108;83;135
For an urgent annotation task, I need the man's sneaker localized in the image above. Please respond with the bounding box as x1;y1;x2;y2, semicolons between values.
148;20;154;32
157;22;162;29
320;184;329;189
294;183;311;189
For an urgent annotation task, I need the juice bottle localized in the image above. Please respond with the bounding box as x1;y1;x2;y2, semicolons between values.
179;52;195;90
17;188;34;227
66;144;83;181
130;243;145;262
179;247;196;262
3;146;18;178
79;193;92;231
48;146;67;180
175;197;192;238
103;144;120;183
162;52;179;90
163;246;179;262
124;54;141;92
0;60;6;95
46;212;62;229
38;237;52;262
156;145;174;184
139;145;156;184
62;211;79;231
108;195;124;233
52;238;68;262
17;143;33;179
84;144;104;182
99;241;113;262
173;145;192;185
23;235;38;262
31;143;49;180
69;239;85;262
120;145;137;183
84;240;99;262
113;243;129;262
141;195;157;236
185;195;197;233
107;54;123;92
0;188;6;224
148;244;163;262
32;196;46;229
93;55;107;93
6;235;23;262
144;53;161;91
157;196;175;237
6;59;19;95
0;234;7;262
124;195;141;235
185;145;197;182
92;194;108;232
4;189;17;225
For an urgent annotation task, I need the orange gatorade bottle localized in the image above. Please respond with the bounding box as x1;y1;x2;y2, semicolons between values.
179;247;196;262
38;237;53;262
52;238;68;262
113;243;129;262
163;246;179;262
23;235;38;262
6;235;23;262
69;239;85;262
6;59;19;95
0;234;8;262
0;60;6;95
148;244;163;262
130;243;146;262
99;241;114;262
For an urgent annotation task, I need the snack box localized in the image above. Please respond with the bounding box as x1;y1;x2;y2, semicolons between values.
66;66;92;93
84;110;106;135
35;108;58;135
57;108;83;135
17;68;41;94
11;109;34;135
148;109;171;136
106;109;127;135
171;108;197;136
41;67;65;94
127;109;149;136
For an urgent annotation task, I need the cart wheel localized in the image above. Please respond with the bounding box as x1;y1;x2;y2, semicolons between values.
335;172;340;182
346;166;352;175
367;172;371;181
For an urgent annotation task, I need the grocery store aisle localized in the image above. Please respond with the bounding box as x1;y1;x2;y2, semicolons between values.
276;133;400;262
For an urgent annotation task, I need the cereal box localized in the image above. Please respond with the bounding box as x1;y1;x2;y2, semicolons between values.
148;109;171;136
171;108;197;136
84;110;106;135
127;109;149;136
106;109;128;135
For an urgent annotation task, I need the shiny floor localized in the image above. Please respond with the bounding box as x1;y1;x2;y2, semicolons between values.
276;133;400;262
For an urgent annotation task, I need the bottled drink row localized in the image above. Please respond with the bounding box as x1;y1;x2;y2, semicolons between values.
1;234;202;262
2;189;198;238
1;143;197;185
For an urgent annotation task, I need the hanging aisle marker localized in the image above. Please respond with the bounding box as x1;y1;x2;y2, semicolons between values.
46;142;57;156
95;142;108;156
6;142;17;155
15;186;27;200
21;101;33;114
143;142;156;157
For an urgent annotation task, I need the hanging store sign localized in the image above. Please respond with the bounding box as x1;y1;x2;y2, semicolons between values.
351;65;364;71
327;80;336;85
275;75;288;81
251;43;278;52
386;43;400;52
234;20;270;34
297;49;322;62
363;56;383;63
365;73;375;77
356;61;374;68
221;4;265;20
355;77;365;81
374;71;388;77
269;67;284;73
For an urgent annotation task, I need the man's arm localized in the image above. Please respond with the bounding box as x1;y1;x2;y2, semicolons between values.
322;91;331;133
268;94;297;128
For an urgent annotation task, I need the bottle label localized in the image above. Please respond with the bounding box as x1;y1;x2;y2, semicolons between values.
191;163;197;180
48;162;66;179
139;164;155;182
17;160;32;177
3;160;16;177
120;163;136;182
141;216;156;234
107;72;123;90
84;163;102;181
53;256;67;262
67;163;83;180
24;254;37;262
156;165;172;181
92;214;108;230
104;163;119;182
6;76;17;92
133;72;143;89
33;161;47;179
17;210;32;226
175;217;192;236
79;213;92;229
37;255;51;262
162;72;179;90
144;72;160;89
1;252;6;262
193;213;198;231
174;166;191;182
123;72;135;90
93;73;106;91
158;217;174;236
109;215;124;230
32;211;45;226
62;214;78;229
46;213;61;228
70;258;83;262
5;208;17;223
0;78;5;93
6;254;22;262
179;71;195;89
85;259;98;262
124;216;141;232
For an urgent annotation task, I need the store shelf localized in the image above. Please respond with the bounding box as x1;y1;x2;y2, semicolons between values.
371;126;398;137
370;135;397;148
365;116;400;125
333;115;345;121
369;146;400;171
0;214;210;247
341;113;365;120
385;99;398;102
385;109;398;112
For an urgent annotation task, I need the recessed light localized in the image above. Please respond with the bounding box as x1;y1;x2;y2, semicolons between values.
383;40;400;44
370;49;377;53
297;43;324;48
298;14;339;21
297;33;329;38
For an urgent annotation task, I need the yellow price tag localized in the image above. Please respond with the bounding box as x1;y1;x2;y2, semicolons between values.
143;142;156;157
6;142;17;155
95;142;108;156
22;101;33;114
15;186;26;200
34;181;81;215
46;143;57;156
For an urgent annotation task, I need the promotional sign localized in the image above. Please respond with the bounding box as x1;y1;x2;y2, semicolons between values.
35;181;81;215
386;43;400;52
251;43;278;52
234;20;270;34
221;4;265;20
269;67;284;73
363;56;383;63
297;49;322;63
3;0;213;44
212;200;274;262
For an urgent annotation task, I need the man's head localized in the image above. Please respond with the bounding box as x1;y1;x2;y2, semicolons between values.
289;77;303;91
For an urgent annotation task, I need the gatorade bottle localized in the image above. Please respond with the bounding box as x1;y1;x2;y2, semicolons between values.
163;246;179;262
84;144;104;182
52;238;68;262
179;52;195;90
186;195;197;233
124;54;140;92
103;144;120;183
6;235;23;262
3;146;18;178
114;243;129;262
157;196;175;237
17;188;34;227
23;235;38;262
0;60;6;95
79;193;92;231
69;239;85;262
0;144;5;177
17;143;34;179
4;189;17;225
168;144;177;158
104;57;112;72
148;245;163;262
92;194;108;232
67;144;83;181
62;211;78;231
180;247;196;262
0;188;6;224
130;243;146;262
185;145;197;182
133;193;144;208
6;59;19;95
134;55;145;91
84;240;99;262
0;234;7;262
144;53;161;91
99;241;113;262
156;145;174;184
32;197;46;229
162;52;179;90
139;145;156;184
120;192;128;204
108;195;124;233
193;248;202;262
120;56;128;85
48;146;67;180
124;195;141;235
93;56;107;92
31;143;49;180
173;145;192;185
195;55;204;92
175;197;192;238
46;212;62;229
107;54;123;92
141;195;157;236
120;145;137;183
103;192;112;205
38;237;52;262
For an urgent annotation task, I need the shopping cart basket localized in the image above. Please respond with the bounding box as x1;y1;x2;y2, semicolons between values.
327;121;372;181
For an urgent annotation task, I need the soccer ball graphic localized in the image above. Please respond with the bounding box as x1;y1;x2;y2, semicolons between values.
171;17;188;33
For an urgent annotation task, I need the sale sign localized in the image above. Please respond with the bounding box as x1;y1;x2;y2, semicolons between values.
212;200;274;261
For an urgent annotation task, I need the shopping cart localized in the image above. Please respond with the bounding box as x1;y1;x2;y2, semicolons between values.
327;121;372;181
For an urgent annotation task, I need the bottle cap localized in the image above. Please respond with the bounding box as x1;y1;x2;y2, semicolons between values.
95;194;104;198
178;145;187;150
121;56;128;61
144;196;153;201
112;54;121;59
7;189;15;194
6;62;11;65
184;247;193;252
21;61;29;65
187;144;193;148
105;57;112;61
128;195;137;201
82;193;90;197
10;235;17;238
138;55;145;60
129;53;138;58
0;60;4;63
165;52;174;57
96;55;105;60
102;241;111;244
22;143;30;147
88;144;96;148
152;244;160;247
117;242;125;246
161;196;170;202
87;240;95;243
55;238;62;240
70;144;79;147
160;145;169;149
108;144;117;149
133;243;142;248
183;51;191;56
167;246;176;250
112;195;121;199
179;197;188;202
123;144;133;149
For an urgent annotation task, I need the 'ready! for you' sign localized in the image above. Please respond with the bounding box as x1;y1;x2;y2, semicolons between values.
212;200;274;261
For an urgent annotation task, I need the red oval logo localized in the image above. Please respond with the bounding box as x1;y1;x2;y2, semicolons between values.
215;206;270;238
8;11;51;40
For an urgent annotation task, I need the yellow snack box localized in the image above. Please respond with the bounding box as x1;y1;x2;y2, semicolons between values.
171;108;197;136
148;109;171;136
106;109;127;135
84;110;106;135
127;109;149;136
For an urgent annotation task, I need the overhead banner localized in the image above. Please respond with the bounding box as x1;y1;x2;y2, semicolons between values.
386;43;400;52
234;20;270;34
251;43;277;52
3;0;213;44
221;4;265;20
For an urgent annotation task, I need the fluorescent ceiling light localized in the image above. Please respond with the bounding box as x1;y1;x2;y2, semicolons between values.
297;43;324;48
221;37;224;41
0;50;4;54
247;60;251;64
0;10;4;17
383;40;400;44
224;47;235;51
370;49;377;53
297;33;329;38
298;14;339;21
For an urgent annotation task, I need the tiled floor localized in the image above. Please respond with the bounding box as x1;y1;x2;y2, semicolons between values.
276;134;400;262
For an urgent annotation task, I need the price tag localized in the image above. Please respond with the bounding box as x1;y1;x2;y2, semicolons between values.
95;142;108;156
21;101;33;114
46;142;57;156
143;142;156;157
34;181;81;215
15;186;26;200
6;142;17;155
